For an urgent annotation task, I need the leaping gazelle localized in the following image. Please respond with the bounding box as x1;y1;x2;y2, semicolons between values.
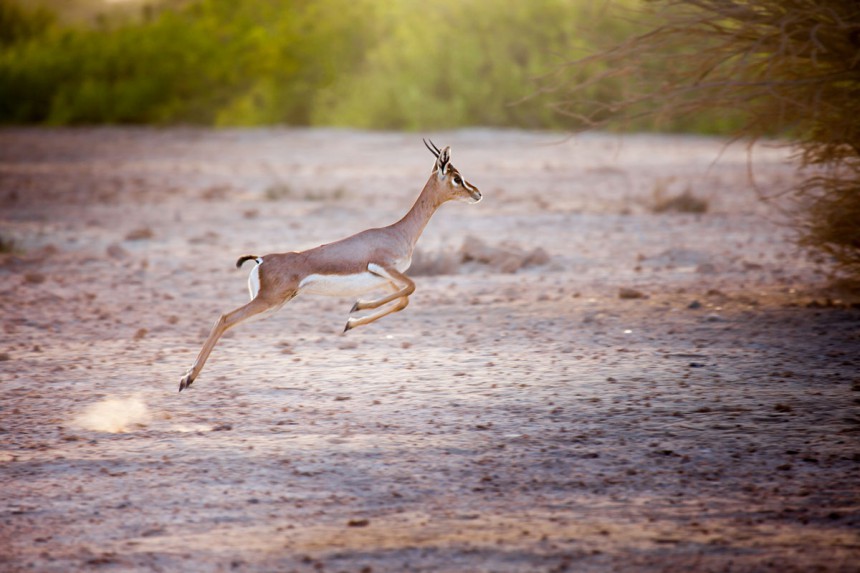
178;140;481;391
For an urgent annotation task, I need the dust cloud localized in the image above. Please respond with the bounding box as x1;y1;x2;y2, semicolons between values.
74;395;150;433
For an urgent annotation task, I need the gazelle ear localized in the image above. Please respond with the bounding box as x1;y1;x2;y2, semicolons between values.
437;146;452;176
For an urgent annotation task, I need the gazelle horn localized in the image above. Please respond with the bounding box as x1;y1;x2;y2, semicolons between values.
423;138;441;158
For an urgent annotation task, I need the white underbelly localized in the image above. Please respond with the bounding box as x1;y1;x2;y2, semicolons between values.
298;272;389;297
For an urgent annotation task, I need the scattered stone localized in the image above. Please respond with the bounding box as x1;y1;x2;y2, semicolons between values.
187;231;221;245
23;272;46;284
639;248;710;269
687;300;702;309
409;248;461;276
618;287;646;299
652;189;709;214
460;236;550;274
106;243;130;259
412;237;550;276
200;185;231;201
125;227;154;241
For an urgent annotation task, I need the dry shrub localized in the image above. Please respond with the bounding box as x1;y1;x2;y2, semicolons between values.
410;237;551;276
800;172;860;270
0;234;16;253
652;187;709;214
461;236;551;274
409;248;461;277
551;0;860;275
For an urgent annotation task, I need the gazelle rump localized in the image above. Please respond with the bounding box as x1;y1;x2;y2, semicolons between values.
178;140;481;391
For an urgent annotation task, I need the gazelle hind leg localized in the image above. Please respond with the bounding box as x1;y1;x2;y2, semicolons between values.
345;296;409;332
350;281;398;312
350;264;415;312
179;296;278;392
345;265;415;331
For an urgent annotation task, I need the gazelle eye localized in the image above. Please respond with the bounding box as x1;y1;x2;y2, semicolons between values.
453;176;462;186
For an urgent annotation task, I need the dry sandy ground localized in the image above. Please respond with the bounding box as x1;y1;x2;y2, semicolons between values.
1;128;858;573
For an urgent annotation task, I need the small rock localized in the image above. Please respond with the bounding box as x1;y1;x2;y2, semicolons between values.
23;272;46;284
525;247;551;266
652;190;708;214
460;236;550;273
618;287;646;299
125;227;154;241
107;243;130;259
687;300;702;309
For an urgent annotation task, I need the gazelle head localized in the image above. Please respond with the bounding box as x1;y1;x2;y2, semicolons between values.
424;139;482;204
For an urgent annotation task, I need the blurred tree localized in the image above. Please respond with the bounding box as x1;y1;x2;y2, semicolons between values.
0;0;641;129
0;0;54;47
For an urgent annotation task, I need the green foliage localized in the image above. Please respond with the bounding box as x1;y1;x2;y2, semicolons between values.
316;0;609;129
0;0;377;124
0;0;650;129
0;0;54;47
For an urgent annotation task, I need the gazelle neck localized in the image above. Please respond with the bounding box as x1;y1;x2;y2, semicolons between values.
392;178;445;248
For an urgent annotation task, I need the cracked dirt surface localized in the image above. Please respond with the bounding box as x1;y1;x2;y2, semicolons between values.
1;128;859;572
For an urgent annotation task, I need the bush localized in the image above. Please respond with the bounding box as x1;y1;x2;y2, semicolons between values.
0;0;54;47
553;0;860;275
0;0;378;124
316;0;639;130
0;0;643;129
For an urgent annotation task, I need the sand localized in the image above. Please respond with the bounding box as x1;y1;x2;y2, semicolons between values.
1;128;858;572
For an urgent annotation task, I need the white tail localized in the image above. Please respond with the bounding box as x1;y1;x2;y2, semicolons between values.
179;140;481;391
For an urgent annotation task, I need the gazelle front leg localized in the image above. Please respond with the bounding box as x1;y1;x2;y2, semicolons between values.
345;264;415;332
179;296;281;391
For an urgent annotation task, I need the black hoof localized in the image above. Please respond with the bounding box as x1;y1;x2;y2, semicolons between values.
179;374;194;392
350;301;360;313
